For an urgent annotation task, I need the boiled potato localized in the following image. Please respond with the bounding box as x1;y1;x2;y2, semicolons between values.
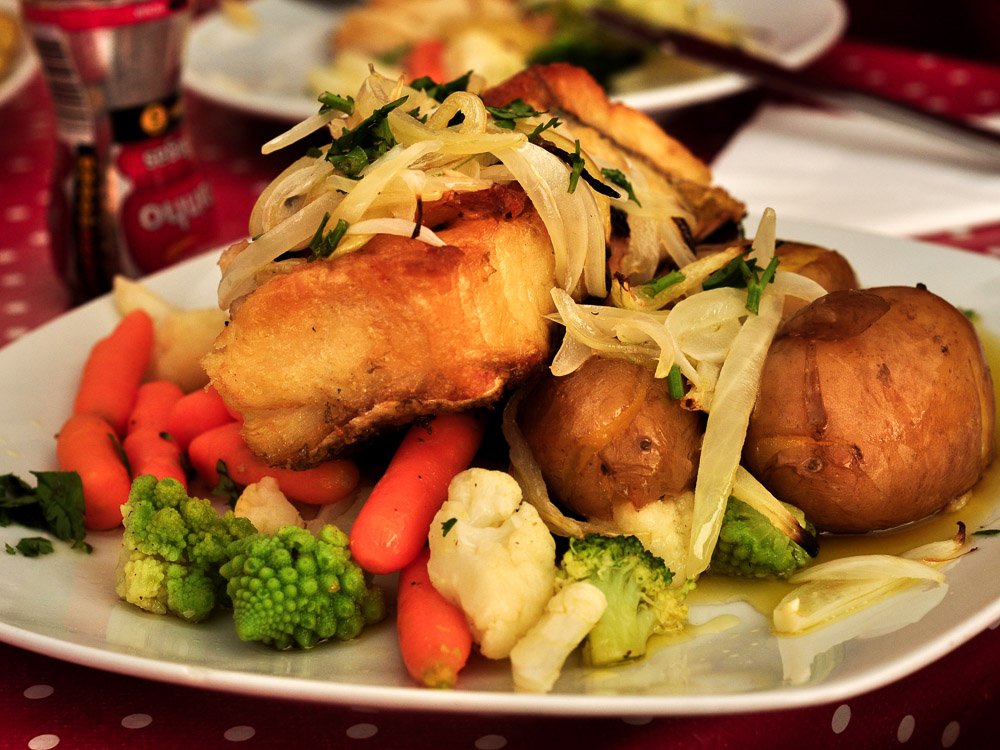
518;356;704;520
743;285;995;533
773;240;858;318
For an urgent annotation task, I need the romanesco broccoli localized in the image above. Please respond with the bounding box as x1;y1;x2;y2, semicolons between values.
710;497;817;579
557;534;689;667
220;524;386;650
115;475;255;622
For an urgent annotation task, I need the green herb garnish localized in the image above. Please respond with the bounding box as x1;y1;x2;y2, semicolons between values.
486;98;546;130
637;270;684;298
309;212;351;260
666;364;685;400
600;167;641;206
213;460;243;510
567;139;585;194
317;91;355;115
410;71;472;102
0;471;90;554
441;517;458;537
325;95;408;177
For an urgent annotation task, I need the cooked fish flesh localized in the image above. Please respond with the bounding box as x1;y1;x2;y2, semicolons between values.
203;185;556;467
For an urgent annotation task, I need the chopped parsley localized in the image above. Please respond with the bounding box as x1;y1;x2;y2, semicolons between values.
567;139;585;193
317;91;355;116
213;460;243;509
6;537;55;558
325;95;408;177
600;167;641;206
309;212;351;260
410;71;472;102
666;364;685;400
441;517;458;537
636;269;685;298
485;98;546;130
703;255;782;315
972;528;1000;537
0;471;91;554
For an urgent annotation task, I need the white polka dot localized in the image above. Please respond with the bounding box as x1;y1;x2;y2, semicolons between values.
5;300;28;315
865;70;888;86
947;69;971;86
8;156;33;174
897;714;915;743
918;54;939;69
841;54;864;72
0;248;14;264
29;230;48;247
831;703;851;734
346;723;378;739
224;725;256;742
975;90;999;107
5;325;28;341
941;720;960;748
121;713;153;729
622;716;653;725
927;96;950;112
2;272;26;287
474;735;508;750
23;684;54;699
4;205;30;222
902;81;928;99
28;736;60;750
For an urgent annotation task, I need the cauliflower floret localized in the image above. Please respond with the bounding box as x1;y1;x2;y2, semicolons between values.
427;468;556;659
234;477;305;534
509;581;607;693
612;492;694;584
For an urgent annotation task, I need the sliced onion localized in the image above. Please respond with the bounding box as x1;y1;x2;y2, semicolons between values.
748;207;777;268
261;109;342;155
344;218;447;246
219;191;342;308
494;142;606;298
688;292;784;577
388;107;525;156
249;157;336;237
772;270;828;304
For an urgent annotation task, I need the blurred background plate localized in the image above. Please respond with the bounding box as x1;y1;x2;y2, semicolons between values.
181;0;847;121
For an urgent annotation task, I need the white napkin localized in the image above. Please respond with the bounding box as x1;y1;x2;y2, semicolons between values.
710;104;1000;236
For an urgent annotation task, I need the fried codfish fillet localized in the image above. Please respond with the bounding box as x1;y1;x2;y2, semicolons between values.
482;63;745;251
203;186;555;468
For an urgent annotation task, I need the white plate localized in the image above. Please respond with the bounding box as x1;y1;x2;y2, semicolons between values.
181;0;847;121
0;0;39;108
1;219;999;715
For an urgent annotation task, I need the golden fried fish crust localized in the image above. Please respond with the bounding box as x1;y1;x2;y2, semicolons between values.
482;63;745;238
203;186;555;468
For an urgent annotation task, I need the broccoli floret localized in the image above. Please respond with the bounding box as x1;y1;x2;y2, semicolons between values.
115;475;255;622
557;534;689;667
710;497;818;579
220;524;386;650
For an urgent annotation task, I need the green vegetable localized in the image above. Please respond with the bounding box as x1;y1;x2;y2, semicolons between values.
309;212;351;260
600;167;641;206
220;524;386;650
710;497;816;579
325;96;408;177
115;475;255;623
410;71;472;102
6;537;55;557
557;534;689;666
485;98;546;129
317;91;355;115
0;471;90;553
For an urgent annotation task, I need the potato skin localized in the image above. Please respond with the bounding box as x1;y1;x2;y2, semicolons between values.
773;241;859;318
518;357;704;520
744;285;995;533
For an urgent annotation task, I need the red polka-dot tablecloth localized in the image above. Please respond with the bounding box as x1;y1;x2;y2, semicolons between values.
2;25;1000;750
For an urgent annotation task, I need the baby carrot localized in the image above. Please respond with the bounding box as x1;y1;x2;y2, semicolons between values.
127;380;184;434
56;413;132;530
397;547;472;689
166;386;236;451
187;422;359;505
73;309;154;436
123;428;187;487
349;412;485;575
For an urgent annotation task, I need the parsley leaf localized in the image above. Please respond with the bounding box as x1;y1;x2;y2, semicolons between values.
309;212;350;260
325;96;408;177
0;471;90;553
567;139;585;193
317;91;355;115
441;517;458;537
410;71;472;102
11;537;55;557
486;98;546;129
600;168;641;206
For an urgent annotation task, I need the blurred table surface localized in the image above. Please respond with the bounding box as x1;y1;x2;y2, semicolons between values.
2;2;1000;749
